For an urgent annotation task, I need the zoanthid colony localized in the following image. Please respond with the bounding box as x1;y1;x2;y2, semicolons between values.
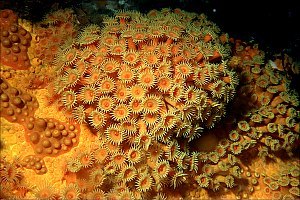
0;8;299;200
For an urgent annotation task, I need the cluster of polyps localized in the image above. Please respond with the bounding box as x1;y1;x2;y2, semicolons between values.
51;8;238;197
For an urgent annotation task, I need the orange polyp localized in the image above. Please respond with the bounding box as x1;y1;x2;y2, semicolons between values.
275;117;287;126
146;54;158;65
172;88;180;97
195;53;204;62
103;82;111;89
80;155;91;165
84;93;94;103
105;37;115;45
187;92;194;99
270;96;284;107
130;151;137;159
113;130;120;137
183;49;191;58
145;77;151;83
113;46;124;54
203;34;212;42
152;38;159;46
158;165;164;173
222;76;231;84
104;102;109;107
274;84;285;92
172;55;184;64
166;38;173;45
171;44;181;55
124;73;131;79
180;66;188;73
132;101;140;108
138;42;144;50
159;46;169;56
200;81;212;90
93;114;103;124
114;154;125;164
105;63;114;71
158;79;170;88
66;52;75;62
127;37;137;50
141;135;149;142
141;178;147;186
76;60;86;71
209;50;221;61
118;110;125;115
69;73;77;82
127;55;135;62
160;79;168;87
147;102;154;108
167;30;178;39
66;94;75;102
120;18;126;25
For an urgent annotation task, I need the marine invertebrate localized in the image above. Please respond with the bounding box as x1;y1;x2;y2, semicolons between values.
1;6;298;200
111;151;127;169
72;105;86;124
0;78;81;177
53;8;237;147
62;90;77;109
61;183;81;200
97;95;115;112
21;155;48;175
130;84;146;100
196;173;211;188
78;85;98;104
290;166;300;177
34;182;57;200
93;146;109;164
89;169;106;188
105;124;124;145
27;9;77;91
237;120;250;132
142;94;162;114
66;157;82;173
0;162;23;186
211;40;300;199
88;109;106;130
111;103;131;121
118;66;136;84
86;189;106;200
62;69;81;88
0;78;38;123
117;164;137;182
98;77;115;94
229;130;240;141
154;159;170;178
0;9;31;70
77;150;95;168
127;145;142;164
136;173;153;192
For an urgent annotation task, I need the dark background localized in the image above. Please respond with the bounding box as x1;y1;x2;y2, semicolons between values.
0;0;299;59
